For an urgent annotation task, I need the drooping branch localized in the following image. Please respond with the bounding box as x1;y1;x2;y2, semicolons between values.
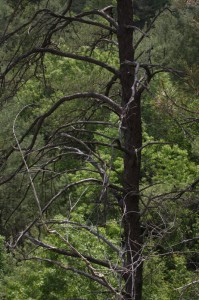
22;256;115;290
0;92;121;185
48;229;119;295
0;9;51;45
76;6;118;29
25;90;122;153
1;48;119;81
40;219;121;254
122;60;184;78
46;12;117;33
25;234;124;273
10;178;123;247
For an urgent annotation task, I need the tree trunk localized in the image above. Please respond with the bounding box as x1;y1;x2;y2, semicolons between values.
117;1;143;299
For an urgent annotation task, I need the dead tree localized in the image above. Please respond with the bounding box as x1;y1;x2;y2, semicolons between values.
1;1;196;299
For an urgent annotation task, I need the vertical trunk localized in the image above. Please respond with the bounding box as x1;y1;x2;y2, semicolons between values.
117;1;143;299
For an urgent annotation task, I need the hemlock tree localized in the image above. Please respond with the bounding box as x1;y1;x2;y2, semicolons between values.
0;1;198;299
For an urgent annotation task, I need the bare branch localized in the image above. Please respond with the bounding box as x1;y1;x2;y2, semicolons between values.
2;48;119;79
10;178;123;247
25;234;123;273
0;92;121;185
47;12;117;33
176;280;199;291
41;219;121;254
22;256;114;289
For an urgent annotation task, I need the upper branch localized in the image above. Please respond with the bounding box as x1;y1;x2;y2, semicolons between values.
76;6;118;29
2;92;121;156
46;12;117;33
1;47;119;80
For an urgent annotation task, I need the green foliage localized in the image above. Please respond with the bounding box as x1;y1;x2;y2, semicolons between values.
142;73;199;152
148;3;199;69
81;0;116;11
134;0;170;28
0;214;121;299
142;138;199;190
0;235;6;273
143;254;199;300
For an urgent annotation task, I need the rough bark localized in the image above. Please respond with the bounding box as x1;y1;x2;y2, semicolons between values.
117;1;143;299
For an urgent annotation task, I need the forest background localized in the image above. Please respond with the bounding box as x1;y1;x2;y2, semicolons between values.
0;0;199;299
